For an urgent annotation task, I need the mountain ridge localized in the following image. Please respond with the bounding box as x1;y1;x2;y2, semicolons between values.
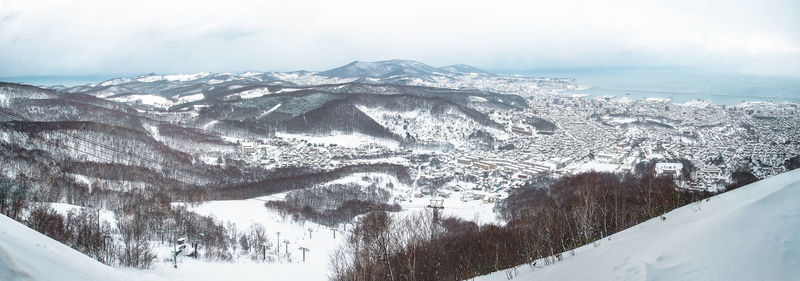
317;59;494;78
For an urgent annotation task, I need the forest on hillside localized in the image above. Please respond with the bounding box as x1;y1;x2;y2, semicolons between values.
330;170;718;281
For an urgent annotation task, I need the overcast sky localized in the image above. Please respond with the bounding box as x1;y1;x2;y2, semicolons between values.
0;0;798;77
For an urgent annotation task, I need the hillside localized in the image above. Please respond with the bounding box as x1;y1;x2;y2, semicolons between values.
318;60;445;78
3;169;797;281
476;169;800;281
0;214;130;281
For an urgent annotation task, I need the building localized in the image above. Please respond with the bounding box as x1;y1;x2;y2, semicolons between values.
511;125;534;136
596;152;622;164
655;162;684;178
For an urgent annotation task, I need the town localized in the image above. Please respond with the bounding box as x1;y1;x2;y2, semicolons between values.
215;91;800;205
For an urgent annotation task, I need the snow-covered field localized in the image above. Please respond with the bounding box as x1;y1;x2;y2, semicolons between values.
170;196;344;281
176;93;204;104
109;94;173;108
276;132;400;150
398;196;501;225
235;87;270;100
47;202;118;226
136;73;211;83
475;168;800;281
567;161;621;173
258;103;282;118
0;197;344;281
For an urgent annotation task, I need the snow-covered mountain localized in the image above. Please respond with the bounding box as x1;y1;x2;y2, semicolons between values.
438;64;496;76
476;168;800;281
318;60;448;78
47;60;572;110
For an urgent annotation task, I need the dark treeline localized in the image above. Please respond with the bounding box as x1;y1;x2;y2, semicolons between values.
265;181;400;226
283;181;394;211
267;199;401;227
526;116;557;131
332;171;717;281
725;167;759;191
468;130;497;149
283;98;403;141
1;120;192;164
63;161;187;189
208;163;410;200
157;123;228;145
784;155;800;171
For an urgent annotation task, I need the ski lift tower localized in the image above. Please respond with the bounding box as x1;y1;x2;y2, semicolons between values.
299;247;309;262
427;198;444;224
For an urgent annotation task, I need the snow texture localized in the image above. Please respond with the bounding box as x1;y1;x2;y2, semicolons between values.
0;214;130;281
476;169;800;281
109;94;173;108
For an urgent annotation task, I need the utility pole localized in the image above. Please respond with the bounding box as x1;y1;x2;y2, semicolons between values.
283;240;290;255
102;234;112;264
331;228;337;239
172;230;178;269
157;226;164;244
308;228;313;239
173;252;178;269
276;232;281;254
299;247;309;262
261;244;267;260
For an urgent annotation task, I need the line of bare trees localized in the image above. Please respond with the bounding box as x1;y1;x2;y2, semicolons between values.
1;172;281;269
265;181;400;226
332;171;717;281
209;163;410;200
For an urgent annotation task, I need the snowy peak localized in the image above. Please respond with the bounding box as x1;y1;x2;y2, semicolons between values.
318;59;444;78
135;72;213;83
438;64;495;76
318;60;495;78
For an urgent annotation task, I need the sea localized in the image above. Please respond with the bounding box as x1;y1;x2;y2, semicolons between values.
2;68;799;105
525;67;800;105
0;75;120;88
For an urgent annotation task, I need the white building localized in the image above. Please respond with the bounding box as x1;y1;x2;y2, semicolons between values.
596;152;623;164
655;162;684;178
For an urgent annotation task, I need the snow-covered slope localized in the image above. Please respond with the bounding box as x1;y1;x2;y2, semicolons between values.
438;64;495;76
0;214;130;281
318;59;443;78
476;169;800;281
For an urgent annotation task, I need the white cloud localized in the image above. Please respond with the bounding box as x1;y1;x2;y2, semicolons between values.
0;0;797;76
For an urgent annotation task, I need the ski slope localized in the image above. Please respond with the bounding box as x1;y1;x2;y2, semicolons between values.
0;198;340;281
475;169;800;281
0;214;130;281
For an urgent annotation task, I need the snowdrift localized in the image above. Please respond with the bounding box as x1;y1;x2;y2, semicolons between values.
476;169;800;281
0;214;130;281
